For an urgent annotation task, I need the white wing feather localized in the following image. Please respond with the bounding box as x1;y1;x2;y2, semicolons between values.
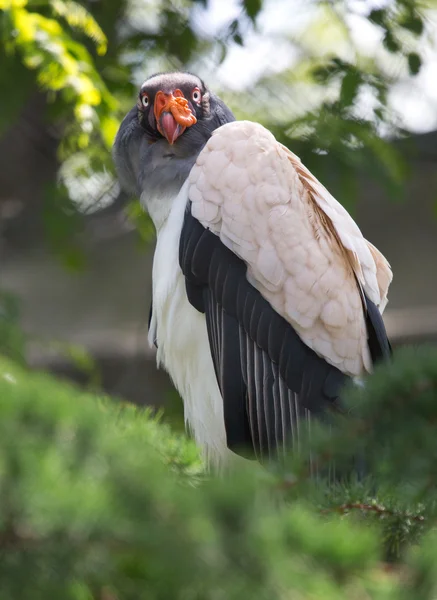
188;121;392;376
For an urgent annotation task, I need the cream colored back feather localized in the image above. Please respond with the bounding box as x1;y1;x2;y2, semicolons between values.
188;121;392;377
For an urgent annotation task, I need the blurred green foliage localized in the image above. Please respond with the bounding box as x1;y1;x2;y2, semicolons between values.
271;346;437;564
0;0;434;229
0;0;119;151
2;346;437;596
0;291;26;364
0;288;104;389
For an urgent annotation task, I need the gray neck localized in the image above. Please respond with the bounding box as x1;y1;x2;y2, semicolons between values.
138;140;199;231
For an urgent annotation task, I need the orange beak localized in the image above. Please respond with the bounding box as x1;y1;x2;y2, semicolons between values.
154;89;197;145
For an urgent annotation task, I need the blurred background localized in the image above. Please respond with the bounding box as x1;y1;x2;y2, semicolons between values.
1;0;436;427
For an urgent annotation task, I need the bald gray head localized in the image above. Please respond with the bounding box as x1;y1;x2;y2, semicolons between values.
113;72;235;224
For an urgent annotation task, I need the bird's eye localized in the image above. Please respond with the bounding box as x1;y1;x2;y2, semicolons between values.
141;93;149;108
191;88;201;103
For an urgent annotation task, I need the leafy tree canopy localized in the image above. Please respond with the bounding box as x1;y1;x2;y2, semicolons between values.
1;0;435;229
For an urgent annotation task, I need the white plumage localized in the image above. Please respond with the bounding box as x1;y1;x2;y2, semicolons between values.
148;181;231;465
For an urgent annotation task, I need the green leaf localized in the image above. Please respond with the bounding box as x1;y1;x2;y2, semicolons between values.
233;32;243;45
50;0;107;54
158;8;197;63
407;52;421;76
399;13;424;36
244;0;262;22
383;29;401;53
368;9;386;26
339;69;361;108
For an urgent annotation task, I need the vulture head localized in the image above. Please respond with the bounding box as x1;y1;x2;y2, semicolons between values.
113;72;235;227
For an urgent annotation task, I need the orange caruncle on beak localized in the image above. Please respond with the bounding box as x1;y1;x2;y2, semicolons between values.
154;89;197;145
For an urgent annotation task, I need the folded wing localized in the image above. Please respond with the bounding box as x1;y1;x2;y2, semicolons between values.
187;120;392;377
179;120;391;460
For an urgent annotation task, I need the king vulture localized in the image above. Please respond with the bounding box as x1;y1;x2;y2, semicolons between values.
113;71;392;467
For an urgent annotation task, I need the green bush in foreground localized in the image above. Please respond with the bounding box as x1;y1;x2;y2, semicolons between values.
1;348;437;599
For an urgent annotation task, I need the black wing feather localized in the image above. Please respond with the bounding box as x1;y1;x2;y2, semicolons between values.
179;203;391;461
365;296;392;361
